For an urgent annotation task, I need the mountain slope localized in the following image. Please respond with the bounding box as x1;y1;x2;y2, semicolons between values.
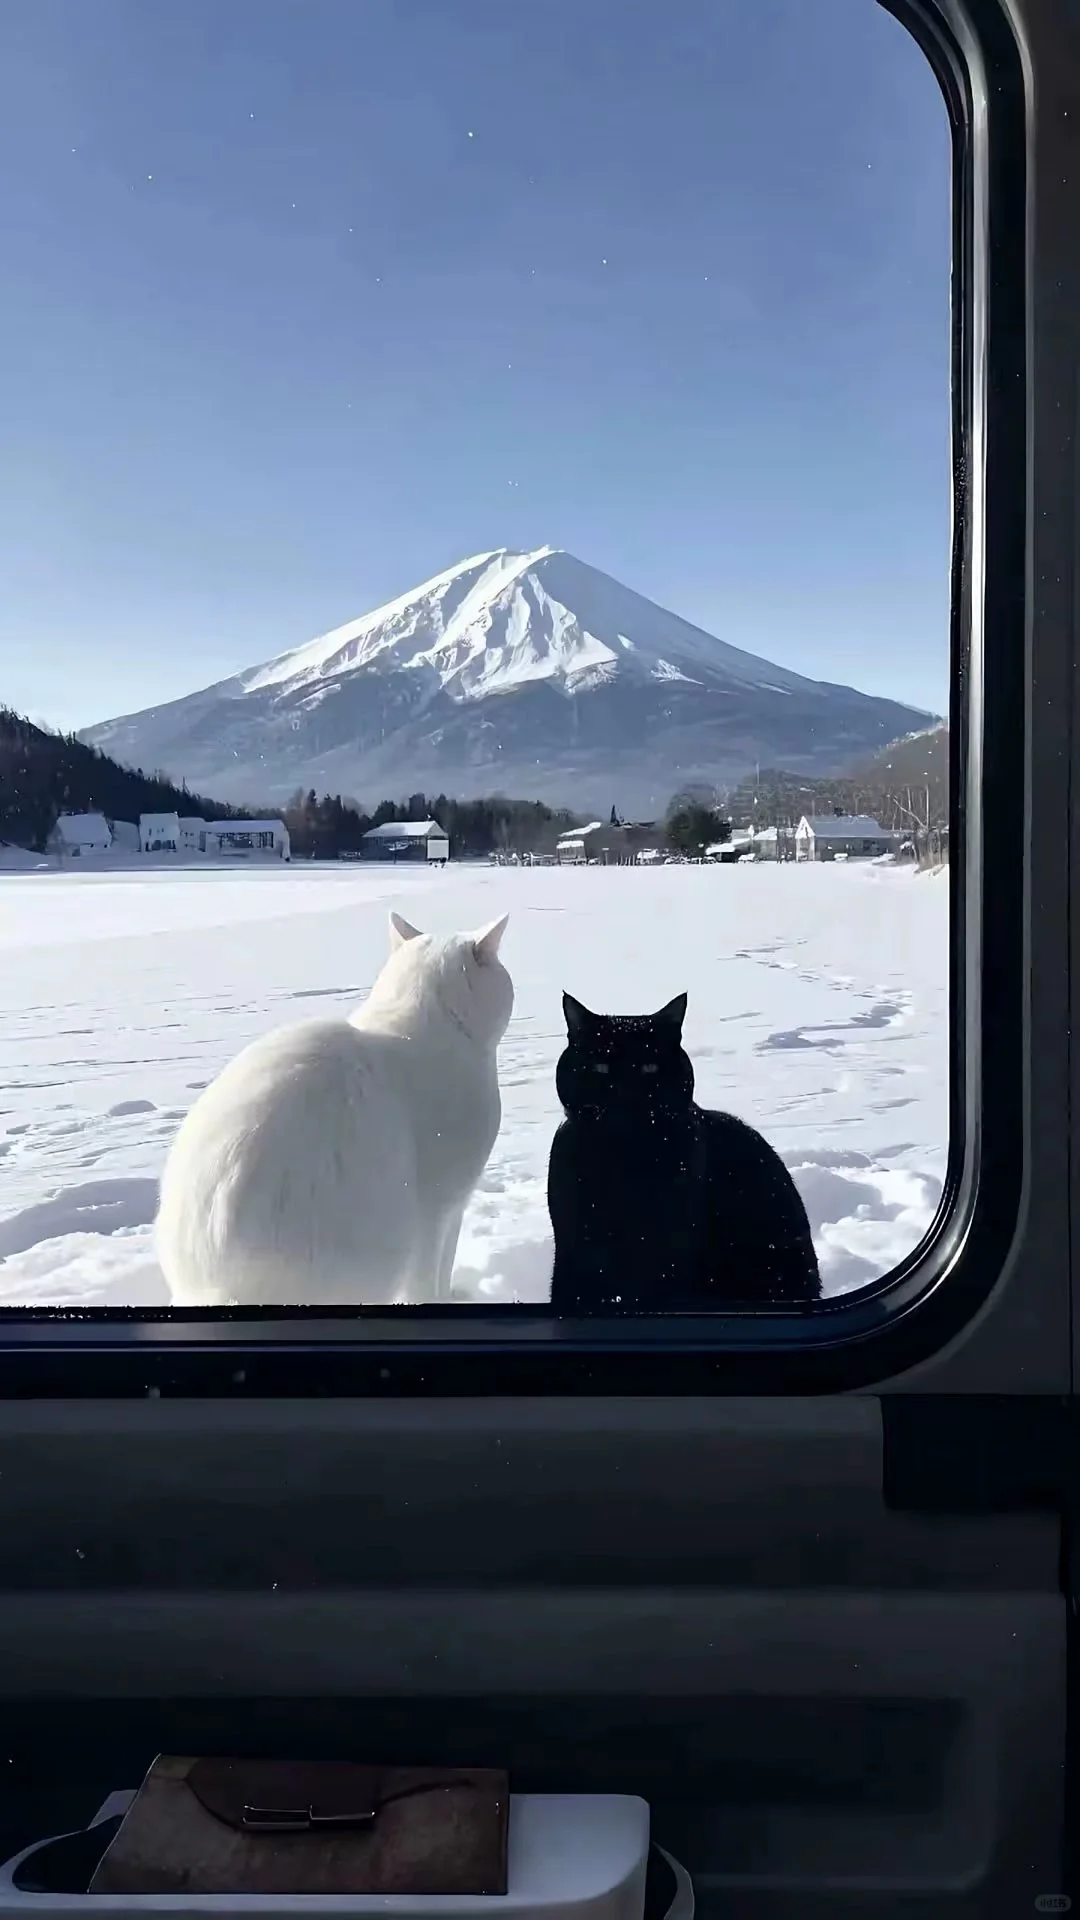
721;724;949;831
854;722;948;818
0;707;244;853
81;548;937;814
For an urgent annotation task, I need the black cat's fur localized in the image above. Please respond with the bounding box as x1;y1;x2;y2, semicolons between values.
547;991;821;1313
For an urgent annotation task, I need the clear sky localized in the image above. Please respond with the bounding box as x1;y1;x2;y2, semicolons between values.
0;0;949;731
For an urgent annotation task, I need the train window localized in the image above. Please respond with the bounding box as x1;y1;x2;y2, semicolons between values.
0;0;1022;1383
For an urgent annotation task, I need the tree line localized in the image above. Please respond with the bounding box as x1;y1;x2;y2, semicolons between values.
719;763;947;834
0;708;247;853
281;788;580;860
282;790;737;860
0;707;582;860
1;698;943;864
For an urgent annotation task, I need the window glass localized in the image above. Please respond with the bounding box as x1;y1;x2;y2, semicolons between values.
0;0;949;1314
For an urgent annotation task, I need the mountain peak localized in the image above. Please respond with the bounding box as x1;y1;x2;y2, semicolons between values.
240;545;567;699
81;549;938;815
238;544;828;709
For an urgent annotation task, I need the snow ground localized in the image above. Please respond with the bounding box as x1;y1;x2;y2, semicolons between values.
0;860;948;1306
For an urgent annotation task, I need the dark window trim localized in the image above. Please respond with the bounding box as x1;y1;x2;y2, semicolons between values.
0;0;1030;1395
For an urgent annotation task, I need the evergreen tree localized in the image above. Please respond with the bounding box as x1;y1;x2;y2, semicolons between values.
664;792;732;857
0;708;259;852
0;708;586;863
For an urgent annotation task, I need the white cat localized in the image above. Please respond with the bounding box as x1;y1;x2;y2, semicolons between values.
156;911;512;1306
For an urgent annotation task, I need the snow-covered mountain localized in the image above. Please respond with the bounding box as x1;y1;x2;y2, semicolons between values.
81;548;937;814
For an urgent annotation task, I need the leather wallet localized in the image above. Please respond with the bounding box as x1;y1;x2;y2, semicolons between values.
88;1755;510;1896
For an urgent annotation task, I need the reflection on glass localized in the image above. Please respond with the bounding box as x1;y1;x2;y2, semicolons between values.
0;0;949;1310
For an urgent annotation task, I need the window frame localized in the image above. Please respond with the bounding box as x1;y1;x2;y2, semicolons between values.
0;0;1046;1395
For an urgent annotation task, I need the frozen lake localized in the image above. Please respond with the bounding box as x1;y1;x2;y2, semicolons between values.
0;858;948;1306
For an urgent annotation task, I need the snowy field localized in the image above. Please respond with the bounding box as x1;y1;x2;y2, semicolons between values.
0;859;948;1307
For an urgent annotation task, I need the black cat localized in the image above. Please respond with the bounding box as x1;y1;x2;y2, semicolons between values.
547;992;821;1313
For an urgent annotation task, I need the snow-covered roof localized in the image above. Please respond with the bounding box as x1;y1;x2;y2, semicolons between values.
363;819;446;841
140;812;180;831
557;822;603;842
179;816;206;829
706;833;752;855
798;815;892;839
230;547;822;713
52;812;111;847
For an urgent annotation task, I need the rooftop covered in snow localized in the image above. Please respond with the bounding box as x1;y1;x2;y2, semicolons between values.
556;822;605;842
50;812;112;847
797;815;894;839
362;819;447;841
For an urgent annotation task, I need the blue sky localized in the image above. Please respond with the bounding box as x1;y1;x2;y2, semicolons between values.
0;0;949;730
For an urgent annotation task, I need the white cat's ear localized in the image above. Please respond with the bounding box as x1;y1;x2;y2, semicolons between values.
389;911;422;950
472;913;509;964
655;992;688;1030
563;992;594;1036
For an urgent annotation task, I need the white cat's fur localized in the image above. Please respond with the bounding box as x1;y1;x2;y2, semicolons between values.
156;911;512;1306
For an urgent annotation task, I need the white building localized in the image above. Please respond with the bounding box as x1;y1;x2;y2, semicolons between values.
554;822;637;865
46;813;112;858
554;823;599;865
744;825;800;862
705;831;755;863
361;820;449;864
139;812;181;853
109;819;140;853
178;816;206;853
795;814;900;862
204;820;291;861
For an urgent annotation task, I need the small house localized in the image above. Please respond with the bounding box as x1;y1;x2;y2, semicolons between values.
743;825;798;862
705;831;755;864
555;822;599;865
46;813;113;858
139;812;181;854
109;819;140;853
178;816;206;853
795;815;900;862
361;820;449;864
203;820;291;861
554;821;639;865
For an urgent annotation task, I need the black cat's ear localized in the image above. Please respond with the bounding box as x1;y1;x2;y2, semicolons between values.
655;992;688;1031
563;992;594;1037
